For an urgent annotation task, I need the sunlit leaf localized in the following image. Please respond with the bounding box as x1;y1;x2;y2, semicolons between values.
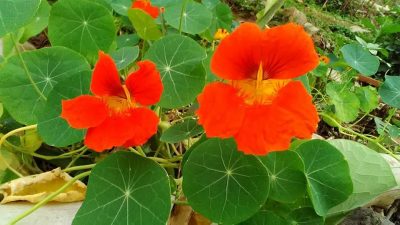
341;44;379;76
73;151;171;225
183;138;269;224
145;35;206;108
0;0;41;37
128;9;162;41
48;0;116;61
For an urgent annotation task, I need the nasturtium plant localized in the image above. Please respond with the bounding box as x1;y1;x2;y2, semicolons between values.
0;1;398;225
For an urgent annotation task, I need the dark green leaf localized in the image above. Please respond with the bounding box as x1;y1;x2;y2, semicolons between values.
73;151;171;225
128;9;162;41
239;210;287;225
160;119;203;143
341;44;379;76
110;46;139;70
289;207;324;225
116;34;140;49
183;138;269;224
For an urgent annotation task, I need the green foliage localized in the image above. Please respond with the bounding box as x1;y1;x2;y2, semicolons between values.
128;9;162;41
341;44;380;76
110;46;139;70
379;75;400;109
326;82;360;123
160;119;203;143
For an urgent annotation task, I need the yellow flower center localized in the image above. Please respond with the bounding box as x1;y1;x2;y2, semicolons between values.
231;63;290;105
104;85;135;114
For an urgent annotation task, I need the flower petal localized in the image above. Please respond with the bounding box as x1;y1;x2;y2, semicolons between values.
197;82;246;138
61;95;108;129
272;81;319;139
123;108;159;147
125;60;163;106
132;0;160;18
211;23;263;80
91;51;125;97
84;108;158;152
261;23;319;79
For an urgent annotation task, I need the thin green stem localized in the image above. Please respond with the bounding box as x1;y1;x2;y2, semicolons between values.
170;144;181;156
10;34;47;101
136;146;146;156
63;164;95;173
128;147;145;157
8;171;91;225
65;147;88;169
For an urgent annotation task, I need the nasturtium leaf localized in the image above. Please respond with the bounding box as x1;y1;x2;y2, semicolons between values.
160;119;203;143
164;0;213;35
0;47;91;125
379;76;400;109
327;139;396;216
128;9;162;41
203;51;219;83
202;0;221;10
0;150;21;184
73;151;171;225
151;0;180;7
0;0;41;37
239;210;287;225
289;207;324;225
326;82;360;123
109;0;132;16
0;103;3;118
203;3;233;41
21;0;51;42
48;0;116;61
340;44;379;76
110;46;139;70
20;130;42;152
145;35;207;108
37;72;91;147
258;151;307;203
355;86;379;113
116;34;140;49
183;138;269;224
295;140;353;216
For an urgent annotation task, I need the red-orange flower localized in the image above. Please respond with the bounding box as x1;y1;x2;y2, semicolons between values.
196;23;320;155
132;0;159;18
61;52;163;152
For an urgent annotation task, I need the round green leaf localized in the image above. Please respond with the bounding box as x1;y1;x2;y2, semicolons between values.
21;0;51;42
164;0;213;34
355;86;379;113
110;46;139;70
327;139;396;216
116;34;140;49
152;0;180;7
0;47;91;125
183;138;269;224
160;119;204;143
379;75;400;109
340;44;379;76
258;151;307;203
109;0;131;16
73;151;171;225
240;210;287;225
145;35;206;108
128;9;162;41
37;72;91;147
48;0;116;61
326;82;360;123
295;140;353;216
0;0;41;37
289;207;324;225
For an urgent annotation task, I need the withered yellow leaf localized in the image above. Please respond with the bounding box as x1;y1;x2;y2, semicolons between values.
0;168;86;204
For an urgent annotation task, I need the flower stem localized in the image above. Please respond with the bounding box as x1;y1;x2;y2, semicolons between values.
63;164;95;173
8;171;91;225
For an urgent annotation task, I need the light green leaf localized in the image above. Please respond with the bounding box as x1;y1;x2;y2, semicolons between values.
0;0;41;37
0;103;3;118
48;0;116;61
110;46;139;70
160;119;203;143
355;86;379;113
110;0;131;16
258;151;307;203
379;75;400;109
327;139;397;216
183;138;269;224
203;51;219;83
116;34;140;49
37;71;91;147
202;0;221;10
128;9;162;41
295;140;353;216
73;151;171;225
0;47;91;125
164;0;213;34
326;82;360;123
145;35;206;108
341;44;380;76
21;0;51;42
256;0;285;27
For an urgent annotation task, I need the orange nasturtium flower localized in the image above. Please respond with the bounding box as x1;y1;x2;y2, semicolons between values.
131;0;160;19
197;23;320;155
61;52;163;152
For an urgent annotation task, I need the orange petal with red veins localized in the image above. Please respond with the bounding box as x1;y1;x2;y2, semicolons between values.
234;105;293;155
196;82;246;138
211;23;263;80
91;51;125;97
61;95;108;129
123;108;159;147
261;23;319;79
272;81;319;139
132;0;160;18
125;60;163;106
84;108;158;152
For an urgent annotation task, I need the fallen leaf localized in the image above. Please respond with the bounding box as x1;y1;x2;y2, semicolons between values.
0;168;86;204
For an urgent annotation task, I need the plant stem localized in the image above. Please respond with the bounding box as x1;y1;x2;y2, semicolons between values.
9;34;47;101
8;171;91;225
63;164;95;173
65;147;89;169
